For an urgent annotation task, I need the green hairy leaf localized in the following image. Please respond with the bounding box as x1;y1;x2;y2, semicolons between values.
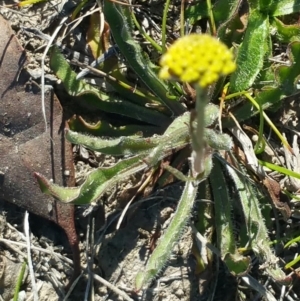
135;178;199;290
230;10;269;92
50;46;171;127
210;159;250;276
103;0;185;116
223;159;290;284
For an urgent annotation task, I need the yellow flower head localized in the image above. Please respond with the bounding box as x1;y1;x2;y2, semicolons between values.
159;34;236;88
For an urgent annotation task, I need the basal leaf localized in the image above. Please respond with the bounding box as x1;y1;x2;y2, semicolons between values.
230;10;269;92
184;1;208;24
271;17;300;43
223;159;290;284
275;41;300;94
50;46;170;127
210;159;250;276
256;0;274;11
214;0;243;26
68;115;159;137
66;112;191;156
268;0;300;17
35;154;148;204
223;41;300;127
66;130;161;156
103;0;185;116
136;178;199;290
216;0;245;45
36;113;192;205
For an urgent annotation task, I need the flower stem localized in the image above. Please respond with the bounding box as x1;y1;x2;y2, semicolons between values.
161;0;171;53
191;86;209;175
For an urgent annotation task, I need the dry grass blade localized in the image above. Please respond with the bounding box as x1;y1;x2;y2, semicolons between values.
24;212;38;301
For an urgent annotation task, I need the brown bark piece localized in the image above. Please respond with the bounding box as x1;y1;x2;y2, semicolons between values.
0;15;80;283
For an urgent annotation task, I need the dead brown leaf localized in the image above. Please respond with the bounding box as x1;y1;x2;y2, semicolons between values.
262;177;291;221
0;15;80;284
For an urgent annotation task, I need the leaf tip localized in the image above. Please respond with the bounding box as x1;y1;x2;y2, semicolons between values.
34;172;51;194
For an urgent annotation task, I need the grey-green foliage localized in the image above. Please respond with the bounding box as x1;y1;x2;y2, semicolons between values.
134;104;233;290
35;101;234;289
135;177;200;290
223;158;289;284
66;103;232;155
